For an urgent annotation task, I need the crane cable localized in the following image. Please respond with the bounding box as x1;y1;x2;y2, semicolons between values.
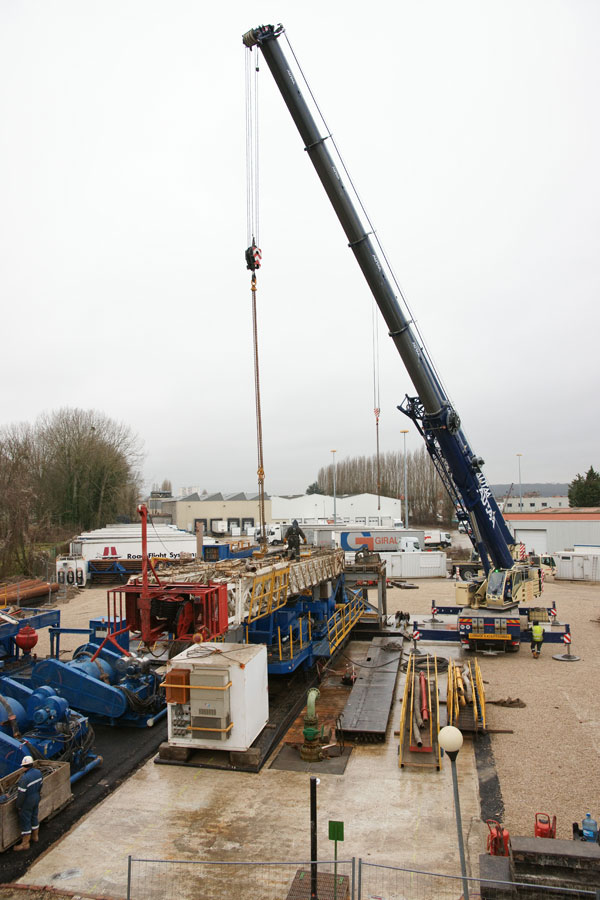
245;45;267;552
372;303;381;511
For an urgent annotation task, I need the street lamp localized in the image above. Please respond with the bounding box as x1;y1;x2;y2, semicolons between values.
516;453;523;512
331;450;337;525
438;726;470;900
400;430;409;528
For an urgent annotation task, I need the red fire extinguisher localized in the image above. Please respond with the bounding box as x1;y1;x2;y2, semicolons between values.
486;819;510;856
535;813;557;839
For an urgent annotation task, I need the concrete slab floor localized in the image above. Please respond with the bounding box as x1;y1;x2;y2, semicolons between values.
18;700;485;898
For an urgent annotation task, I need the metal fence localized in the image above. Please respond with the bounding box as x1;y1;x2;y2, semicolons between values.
359;860;600;899
126;857;355;900
126;856;600;900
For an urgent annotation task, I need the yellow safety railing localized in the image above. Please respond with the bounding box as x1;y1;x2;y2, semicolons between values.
434;656;441;768
326;596;365;654
422;655;432;749
400;654;442;768
247;567;289;623
469;658;486;730
447;658;486;731
398;653;412;767
447;659;461;727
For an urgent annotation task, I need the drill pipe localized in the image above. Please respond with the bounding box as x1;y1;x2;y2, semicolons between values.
419;671;430;722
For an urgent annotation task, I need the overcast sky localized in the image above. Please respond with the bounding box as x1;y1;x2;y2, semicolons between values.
1;1;598;497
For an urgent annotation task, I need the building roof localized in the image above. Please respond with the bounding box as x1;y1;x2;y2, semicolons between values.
505;508;600;520
200;492;264;502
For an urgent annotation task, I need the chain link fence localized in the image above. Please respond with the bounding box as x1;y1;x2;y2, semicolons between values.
126;857;355;900
359;860;600;900
126;856;599;900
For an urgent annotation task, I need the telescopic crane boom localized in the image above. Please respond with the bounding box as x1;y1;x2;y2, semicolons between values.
242;24;515;576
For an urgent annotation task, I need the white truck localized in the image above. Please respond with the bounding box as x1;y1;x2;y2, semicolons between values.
423;529;452;549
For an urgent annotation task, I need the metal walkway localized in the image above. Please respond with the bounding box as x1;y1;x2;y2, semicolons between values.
338;637;404;742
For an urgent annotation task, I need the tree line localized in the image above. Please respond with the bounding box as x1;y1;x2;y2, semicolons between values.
568;467;600;507
310;446;455;525
309;455;600;520
0;408;141;576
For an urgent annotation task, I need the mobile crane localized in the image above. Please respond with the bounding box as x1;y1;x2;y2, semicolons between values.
242;24;545;649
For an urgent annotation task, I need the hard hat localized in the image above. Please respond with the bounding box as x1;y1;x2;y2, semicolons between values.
21;755;34;766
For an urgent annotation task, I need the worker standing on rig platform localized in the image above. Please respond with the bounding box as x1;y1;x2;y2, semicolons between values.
14;756;42;851
285;520;306;561
530;621;545;658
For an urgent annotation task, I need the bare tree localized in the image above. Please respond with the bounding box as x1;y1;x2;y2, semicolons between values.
315;446;454;525
0;409;143;576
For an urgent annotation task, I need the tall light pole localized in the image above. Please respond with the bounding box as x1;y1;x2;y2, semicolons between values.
331;450;337;525
400;430;409;528
438;726;469;900
517;453;523;512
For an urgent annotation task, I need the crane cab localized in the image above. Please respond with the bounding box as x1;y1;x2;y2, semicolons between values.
455;564;542;611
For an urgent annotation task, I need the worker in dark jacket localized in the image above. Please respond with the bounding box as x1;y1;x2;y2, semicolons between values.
530;621;544;658
14;756;42;851
285;520;306;561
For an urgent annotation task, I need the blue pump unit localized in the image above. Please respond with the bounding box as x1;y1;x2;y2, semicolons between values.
0;675;100;782
30;644;166;728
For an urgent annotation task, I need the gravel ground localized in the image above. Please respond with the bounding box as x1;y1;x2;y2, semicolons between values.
385;575;600;841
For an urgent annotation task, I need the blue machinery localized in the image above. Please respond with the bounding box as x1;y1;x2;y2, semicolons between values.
34;618;165;728
411;601;570;650
0;608;60;671
2;609;165;731
0;676;100;782
247;573;364;675
31;642;165;728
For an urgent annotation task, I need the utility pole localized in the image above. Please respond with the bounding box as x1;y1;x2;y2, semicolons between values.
331;450;337;525
517;453;523;512
400;430;409;527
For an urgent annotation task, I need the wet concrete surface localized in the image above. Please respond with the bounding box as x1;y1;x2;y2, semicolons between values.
9;580;487;898
17;657;484;898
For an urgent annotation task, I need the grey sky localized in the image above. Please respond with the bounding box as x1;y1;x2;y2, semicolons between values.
1;1;598;497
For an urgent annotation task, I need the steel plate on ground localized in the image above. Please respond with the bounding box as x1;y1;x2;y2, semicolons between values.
339;637;403;742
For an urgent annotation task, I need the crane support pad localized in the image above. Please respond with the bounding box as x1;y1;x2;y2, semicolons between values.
338;638;403;742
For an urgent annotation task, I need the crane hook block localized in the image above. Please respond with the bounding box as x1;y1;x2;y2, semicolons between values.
245;243;262;271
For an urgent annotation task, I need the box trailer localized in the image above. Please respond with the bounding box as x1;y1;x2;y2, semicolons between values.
320;529;424;552
423;529;452;549
70;524;198;562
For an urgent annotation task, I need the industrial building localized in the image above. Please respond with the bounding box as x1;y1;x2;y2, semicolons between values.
161;491;402;535
502;495;569;513
504;507;600;555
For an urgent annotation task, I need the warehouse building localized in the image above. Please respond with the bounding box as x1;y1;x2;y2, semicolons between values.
504;508;600;555
161;491;402;535
502;495;569;513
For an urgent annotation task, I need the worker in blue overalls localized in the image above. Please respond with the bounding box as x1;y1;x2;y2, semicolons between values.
14;755;42;851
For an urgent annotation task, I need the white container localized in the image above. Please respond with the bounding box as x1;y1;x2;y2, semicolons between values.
556;552;600;583
166;642;268;752
383;551;447;578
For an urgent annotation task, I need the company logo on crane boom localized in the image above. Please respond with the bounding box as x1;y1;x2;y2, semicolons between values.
476;473;497;529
